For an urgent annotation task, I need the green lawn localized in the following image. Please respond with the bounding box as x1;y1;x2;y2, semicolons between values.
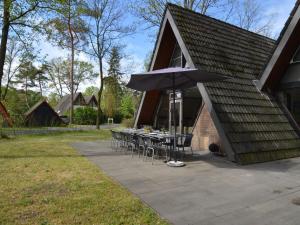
0;131;169;225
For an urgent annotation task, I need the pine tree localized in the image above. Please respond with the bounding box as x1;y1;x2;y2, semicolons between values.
107;47;122;80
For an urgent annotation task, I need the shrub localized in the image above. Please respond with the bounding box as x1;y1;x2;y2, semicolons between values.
113;112;123;124
120;95;134;119
73;107;98;125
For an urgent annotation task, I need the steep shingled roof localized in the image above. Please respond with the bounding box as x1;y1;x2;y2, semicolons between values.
84;95;98;105
25;100;64;125
168;3;300;164
55;92;84;116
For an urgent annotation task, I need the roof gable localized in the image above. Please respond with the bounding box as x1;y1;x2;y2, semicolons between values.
84;95;98;105
25;100;64;126
55;92;85;115
25;100;61;119
258;0;300;90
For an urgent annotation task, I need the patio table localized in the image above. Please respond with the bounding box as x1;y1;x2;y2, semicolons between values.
115;129;190;163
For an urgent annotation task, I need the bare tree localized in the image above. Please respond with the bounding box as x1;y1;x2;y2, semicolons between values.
2;39;22;100
46;58;97;97
130;0;235;29
235;0;274;36
131;0;274;37
46;58;66;98
84;0;133;129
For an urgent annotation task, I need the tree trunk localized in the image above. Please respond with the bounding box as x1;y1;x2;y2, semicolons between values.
57;68;64;98
96;57;104;129
2;57;13;101
3;82;9;101
25;76;30;109
3;70;12;101
38;74;43;97
0;0;11;101
68;1;74;125
69;40;74;124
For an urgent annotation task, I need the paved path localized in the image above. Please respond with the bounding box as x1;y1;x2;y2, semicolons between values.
72;141;300;225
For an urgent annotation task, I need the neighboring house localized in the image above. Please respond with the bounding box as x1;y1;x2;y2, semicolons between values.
135;2;300;164
0;102;13;127
25;100;64;127
55;92;86;116
84;95;98;108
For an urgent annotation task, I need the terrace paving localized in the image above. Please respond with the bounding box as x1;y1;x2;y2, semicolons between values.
72;140;300;225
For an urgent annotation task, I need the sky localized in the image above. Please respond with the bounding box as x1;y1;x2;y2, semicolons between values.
37;0;297;93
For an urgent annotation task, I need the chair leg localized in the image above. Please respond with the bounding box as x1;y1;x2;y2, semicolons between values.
143;147;147;161
131;144;134;157
165;148;168;161
138;145;144;158
151;148;155;165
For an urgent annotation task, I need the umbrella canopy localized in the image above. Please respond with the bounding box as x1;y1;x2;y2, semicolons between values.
126;67;229;91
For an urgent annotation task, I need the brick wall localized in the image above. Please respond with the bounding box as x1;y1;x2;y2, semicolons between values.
192;104;222;151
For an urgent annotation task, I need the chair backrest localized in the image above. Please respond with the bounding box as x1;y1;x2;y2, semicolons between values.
111;130;121;140
184;134;193;147
164;137;174;144
144;136;152;147
137;135;145;146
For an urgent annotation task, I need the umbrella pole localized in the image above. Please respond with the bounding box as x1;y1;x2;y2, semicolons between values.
172;73;177;162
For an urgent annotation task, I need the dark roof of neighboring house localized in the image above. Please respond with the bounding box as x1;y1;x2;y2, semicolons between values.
25;100;61;118
55;92;83;115
167;3;300;164
84;95;98;105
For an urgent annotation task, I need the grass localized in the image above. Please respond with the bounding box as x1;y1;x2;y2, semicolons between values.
0;130;169;225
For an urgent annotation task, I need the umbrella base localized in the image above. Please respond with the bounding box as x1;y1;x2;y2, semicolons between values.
166;160;185;167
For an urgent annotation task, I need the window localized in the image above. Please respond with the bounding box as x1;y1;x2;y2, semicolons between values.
169;42;186;67
292;46;300;63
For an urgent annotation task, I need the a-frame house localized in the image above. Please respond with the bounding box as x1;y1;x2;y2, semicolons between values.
135;2;300;164
55;92;86;116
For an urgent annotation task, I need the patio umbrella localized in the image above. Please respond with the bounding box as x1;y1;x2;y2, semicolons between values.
127;67;229;167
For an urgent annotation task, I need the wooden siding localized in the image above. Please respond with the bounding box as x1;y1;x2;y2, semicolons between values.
137;90;161;125
137;21;177;126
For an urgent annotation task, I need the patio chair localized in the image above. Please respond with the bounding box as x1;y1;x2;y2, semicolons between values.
111;130;123;151
143;136;156;165
177;134;193;158
137;135;146;158
119;132;130;153
128;133;138;157
123;132;134;154
110;130;118;150
152;137;168;162
162;137;174;159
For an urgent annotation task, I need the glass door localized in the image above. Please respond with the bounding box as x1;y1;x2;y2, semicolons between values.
169;97;182;134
